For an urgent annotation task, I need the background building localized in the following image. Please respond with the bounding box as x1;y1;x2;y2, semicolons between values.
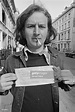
0;0;17;51
0;0;18;66
52;0;75;52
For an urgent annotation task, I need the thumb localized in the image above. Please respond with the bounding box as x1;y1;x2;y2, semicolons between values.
52;66;63;81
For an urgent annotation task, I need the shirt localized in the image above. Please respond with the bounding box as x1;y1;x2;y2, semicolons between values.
24;45;50;65
21;46;54;112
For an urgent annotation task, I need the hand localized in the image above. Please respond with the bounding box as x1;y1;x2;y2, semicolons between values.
0;73;17;92
60;70;75;86
53;66;63;82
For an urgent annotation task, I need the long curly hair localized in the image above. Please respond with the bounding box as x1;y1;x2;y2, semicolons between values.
15;4;57;46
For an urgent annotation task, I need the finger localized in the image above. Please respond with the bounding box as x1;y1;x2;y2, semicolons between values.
2;73;17;79
53;66;62;81
52;66;60;71
52;66;58;72
2;73;14;78
62;77;73;81
1;81;14;87
53;66;61;75
0;81;14;91
4;76;17;82
61;70;73;77
3;85;12;91
1;74;17;82
64;80;73;85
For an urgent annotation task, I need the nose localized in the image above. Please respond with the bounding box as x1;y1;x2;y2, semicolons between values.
34;25;40;35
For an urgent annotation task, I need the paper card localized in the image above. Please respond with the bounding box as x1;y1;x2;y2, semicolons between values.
61;70;74;78
15;66;54;87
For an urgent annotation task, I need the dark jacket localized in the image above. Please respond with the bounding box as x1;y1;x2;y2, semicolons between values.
2;46;65;112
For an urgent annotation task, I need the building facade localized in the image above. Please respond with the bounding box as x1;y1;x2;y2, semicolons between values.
0;0;16;51
52;0;75;52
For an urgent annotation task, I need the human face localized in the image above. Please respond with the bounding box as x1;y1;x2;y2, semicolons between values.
24;12;48;51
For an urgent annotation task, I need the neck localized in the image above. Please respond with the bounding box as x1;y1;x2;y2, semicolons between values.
28;45;44;53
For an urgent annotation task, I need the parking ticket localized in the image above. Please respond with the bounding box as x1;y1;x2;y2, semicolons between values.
15;66;54;87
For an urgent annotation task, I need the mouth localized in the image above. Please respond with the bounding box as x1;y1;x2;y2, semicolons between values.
32;38;41;41
32;38;41;45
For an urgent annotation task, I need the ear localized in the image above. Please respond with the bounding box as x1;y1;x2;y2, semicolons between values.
44;32;50;44
21;28;25;38
19;28;27;46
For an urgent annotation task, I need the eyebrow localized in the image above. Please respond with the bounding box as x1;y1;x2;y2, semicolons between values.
26;23;46;25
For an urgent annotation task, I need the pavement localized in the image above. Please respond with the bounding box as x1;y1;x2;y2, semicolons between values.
59;56;75;112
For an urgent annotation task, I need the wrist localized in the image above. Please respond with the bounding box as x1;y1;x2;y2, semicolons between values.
0;90;9;95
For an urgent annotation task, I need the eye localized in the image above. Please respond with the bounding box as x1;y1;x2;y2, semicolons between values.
39;25;46;29
27;25;35;28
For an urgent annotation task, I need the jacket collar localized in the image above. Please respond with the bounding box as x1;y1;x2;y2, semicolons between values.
13;50;24;57
13;45;58;65
23;46;50;65
47;46;58;58
13;49;26;67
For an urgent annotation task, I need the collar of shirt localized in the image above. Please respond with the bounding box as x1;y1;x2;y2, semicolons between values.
24;46;50;65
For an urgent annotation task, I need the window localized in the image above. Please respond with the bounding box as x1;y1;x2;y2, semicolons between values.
61;43;63;49
62;25;63;30
65;23;66;29
68;21;70;28
64;43;66;49
65;15;67;21
64;31;66;40
67;43;70;49
59;26;61;31
8;36;11;49
59;19;61;24
61;33;63;40
2;9;6;25
57;22;58;26
58;34;60;40
58;44;60;51
73;18;75;27
62;17;64;23
68;13;71;19
68;30;70;40
3;32;7;49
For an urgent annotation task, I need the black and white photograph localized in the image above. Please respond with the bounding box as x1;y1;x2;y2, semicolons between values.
0;0;75;112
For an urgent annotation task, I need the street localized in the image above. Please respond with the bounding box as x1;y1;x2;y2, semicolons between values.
59;56;75;112
63;56;75;70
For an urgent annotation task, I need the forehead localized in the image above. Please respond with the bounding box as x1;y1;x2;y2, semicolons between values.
26;12;48;24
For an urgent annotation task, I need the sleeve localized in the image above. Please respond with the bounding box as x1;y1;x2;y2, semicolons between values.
0;66;10;95
0;55;14;95
57;53;71;91
58;81;71;91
